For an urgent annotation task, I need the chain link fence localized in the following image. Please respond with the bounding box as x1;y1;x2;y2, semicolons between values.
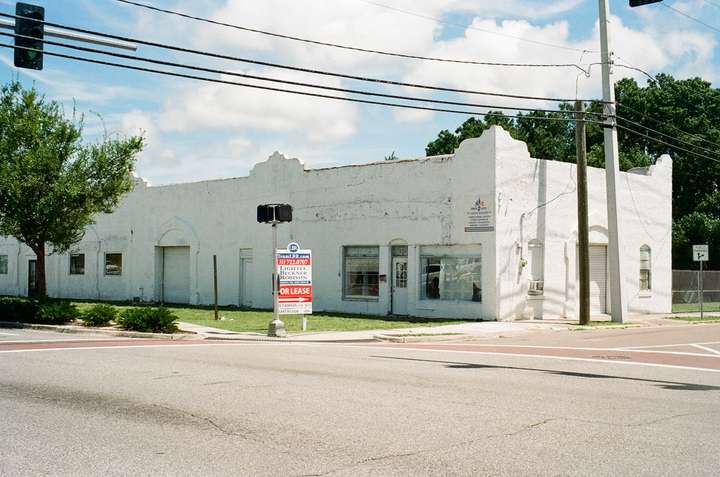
672;270;720;312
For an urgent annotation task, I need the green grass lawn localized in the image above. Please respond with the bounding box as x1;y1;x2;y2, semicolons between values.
668;315;720;322
672;302;720;313
74;302;464;333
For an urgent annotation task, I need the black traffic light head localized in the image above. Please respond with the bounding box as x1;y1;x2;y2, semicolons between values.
14;2;44;70
275;204;292;222
629;0;663;7
257;204;293;223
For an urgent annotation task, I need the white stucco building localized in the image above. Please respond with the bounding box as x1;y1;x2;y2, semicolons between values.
0;127;672;320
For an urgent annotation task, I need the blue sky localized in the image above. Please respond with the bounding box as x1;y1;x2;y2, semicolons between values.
0;0;717;184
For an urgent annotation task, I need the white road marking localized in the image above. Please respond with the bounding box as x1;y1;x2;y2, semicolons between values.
617;341;720;350
1;341;719;374
386;343;720;358
0;332;18;336
691;344;720;355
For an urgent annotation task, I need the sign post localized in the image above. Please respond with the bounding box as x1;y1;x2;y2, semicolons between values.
693;245;709;320
276;242;313;327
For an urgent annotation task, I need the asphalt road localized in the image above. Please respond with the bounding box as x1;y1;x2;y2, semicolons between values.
1;329;719;476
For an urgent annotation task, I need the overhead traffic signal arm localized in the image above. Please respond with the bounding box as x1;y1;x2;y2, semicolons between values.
14;2;44;70
629;0;663;7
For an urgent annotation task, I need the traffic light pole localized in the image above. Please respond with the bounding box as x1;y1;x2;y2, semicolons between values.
268;221;287;337
599;0;627;323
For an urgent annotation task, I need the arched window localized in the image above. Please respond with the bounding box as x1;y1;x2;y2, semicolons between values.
640;245;651;291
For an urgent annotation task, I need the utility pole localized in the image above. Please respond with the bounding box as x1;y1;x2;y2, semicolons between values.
575;100;590;325
598;0;627;323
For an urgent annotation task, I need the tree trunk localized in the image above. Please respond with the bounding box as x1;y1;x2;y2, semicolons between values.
32;242;47;298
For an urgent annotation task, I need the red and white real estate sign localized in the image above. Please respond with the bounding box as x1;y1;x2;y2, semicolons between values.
276;246;312;315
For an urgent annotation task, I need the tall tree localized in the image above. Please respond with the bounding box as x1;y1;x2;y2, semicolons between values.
0;81;144;297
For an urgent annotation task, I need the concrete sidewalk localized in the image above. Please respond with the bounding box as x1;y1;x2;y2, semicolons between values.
178;312;720;343
178;319;575;343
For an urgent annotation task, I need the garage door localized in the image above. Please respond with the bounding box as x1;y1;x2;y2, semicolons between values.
589;245;607;314
163;247;190;304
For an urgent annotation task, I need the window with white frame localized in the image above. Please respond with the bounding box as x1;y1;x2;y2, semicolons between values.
70;253;85;275
343;246;379;299
0;255;7;275
420;245;482;302
640;245;651;291
105;253;122;276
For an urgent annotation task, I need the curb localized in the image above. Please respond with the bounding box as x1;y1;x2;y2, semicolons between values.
202;334;378;343
0;321;199;340
373;333;471;343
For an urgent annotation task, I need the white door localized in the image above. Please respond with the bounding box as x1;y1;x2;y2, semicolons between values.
392;257;408;315
589;245;608;314
239;249;253;307
163;247;190;304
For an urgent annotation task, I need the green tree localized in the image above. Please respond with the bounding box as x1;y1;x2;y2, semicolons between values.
0;81;144;297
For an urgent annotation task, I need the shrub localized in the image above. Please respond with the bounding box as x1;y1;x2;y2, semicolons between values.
0;296;39;322
80;304;118;327
36;301;80;325
117;307;179;333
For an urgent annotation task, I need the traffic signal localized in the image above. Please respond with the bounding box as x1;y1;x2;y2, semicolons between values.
14;2;44;70
257;204;293;223
629;0;663;7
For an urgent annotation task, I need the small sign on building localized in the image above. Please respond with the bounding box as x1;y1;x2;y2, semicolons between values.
693;244;709;262
276;243;312;315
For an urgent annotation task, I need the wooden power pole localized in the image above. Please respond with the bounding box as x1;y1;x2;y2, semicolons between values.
575;100;591;325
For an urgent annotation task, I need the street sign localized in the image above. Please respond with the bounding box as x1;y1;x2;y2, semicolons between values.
693;244;709;262
276;244;312;315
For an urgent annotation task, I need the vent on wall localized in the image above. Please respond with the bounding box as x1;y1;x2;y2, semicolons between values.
528;280;544;296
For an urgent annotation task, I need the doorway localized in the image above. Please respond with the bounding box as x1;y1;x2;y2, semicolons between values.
589;245;608;314
161;247;190;304
27;259;37;297
392;256;408;315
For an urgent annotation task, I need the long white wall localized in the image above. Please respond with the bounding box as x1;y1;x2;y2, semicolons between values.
0;126;672;320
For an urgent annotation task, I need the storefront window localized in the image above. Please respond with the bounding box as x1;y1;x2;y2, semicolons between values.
343;246;379;299
420;248;481;302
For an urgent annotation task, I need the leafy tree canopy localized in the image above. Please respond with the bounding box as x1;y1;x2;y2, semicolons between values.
0;81;144;295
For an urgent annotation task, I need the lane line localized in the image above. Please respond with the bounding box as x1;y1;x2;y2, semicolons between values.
5;341;718;374
618;341;720;350
379;343;720;358
691;344;720;355
0;332;18;337
350;345;720;373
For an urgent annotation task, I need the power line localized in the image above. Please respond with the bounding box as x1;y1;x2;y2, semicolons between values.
617;123;720;164
0;11;602;104
0;42;607;126
616;115;720;157
112;0;590;72
0;30;605;118
616;102;720;150
355;0;598;54
661;2;720;35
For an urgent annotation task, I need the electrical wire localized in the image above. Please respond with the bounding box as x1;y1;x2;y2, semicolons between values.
616;101;720;150
0;11;603;104
616;115;720;157
0;30;605;118
661;2;720;35
617;123;720;164
354;0;598;54
0;42;607;125
114;0;595;62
